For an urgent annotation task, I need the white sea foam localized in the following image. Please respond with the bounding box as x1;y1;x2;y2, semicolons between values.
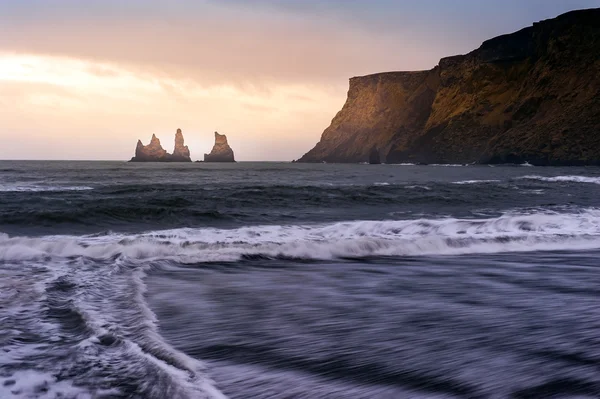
373;182;391;186
518;175;600;184
429;164;466;167
0;254;226;399
405;185;432;190
0;184;93;192
2;210;600;263
519;189;545;195
0;370;93;399
452;180;501;185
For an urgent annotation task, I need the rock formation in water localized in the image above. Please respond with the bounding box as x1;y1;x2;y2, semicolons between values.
130;129;192;162
298;8;600;166
130;134;169;162
171;129;191;162
204;132;236;162
369;146;381;164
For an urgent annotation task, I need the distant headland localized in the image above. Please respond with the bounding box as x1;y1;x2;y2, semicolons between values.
297;8;600;166
129;129;236;162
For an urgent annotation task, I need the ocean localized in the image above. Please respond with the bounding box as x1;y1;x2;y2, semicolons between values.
1;161;599;398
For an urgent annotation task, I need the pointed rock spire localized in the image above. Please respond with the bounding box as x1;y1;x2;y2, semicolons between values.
171;128;191;161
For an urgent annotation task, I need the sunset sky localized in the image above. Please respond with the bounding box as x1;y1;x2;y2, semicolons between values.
1;0;599;160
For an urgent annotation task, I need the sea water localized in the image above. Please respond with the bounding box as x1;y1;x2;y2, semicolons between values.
1;161;599;398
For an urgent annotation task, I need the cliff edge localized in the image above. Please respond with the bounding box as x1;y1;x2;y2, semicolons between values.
298;8;600;165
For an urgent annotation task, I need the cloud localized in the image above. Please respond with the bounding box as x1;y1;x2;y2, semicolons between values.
2;0;597;91
85;65;121;78
0;2;451;89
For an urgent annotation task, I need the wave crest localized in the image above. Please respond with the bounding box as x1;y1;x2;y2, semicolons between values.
2;210;600;262
452;180;501;185
0;184;93;192
519;175;600;184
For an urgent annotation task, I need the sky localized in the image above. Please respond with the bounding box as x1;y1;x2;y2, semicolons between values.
1;0;599;161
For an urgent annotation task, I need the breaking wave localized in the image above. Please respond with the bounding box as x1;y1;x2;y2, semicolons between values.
2;209;600;263
405;185;431;190
518;175;600;184
0;183;93;192
452;180;501;185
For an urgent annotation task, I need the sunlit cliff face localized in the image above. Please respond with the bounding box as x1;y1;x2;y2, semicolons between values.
0;0;596;160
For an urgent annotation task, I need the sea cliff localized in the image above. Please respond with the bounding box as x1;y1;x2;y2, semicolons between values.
298;8;600;165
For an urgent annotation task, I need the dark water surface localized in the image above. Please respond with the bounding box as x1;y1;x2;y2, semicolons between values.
1;161;600;398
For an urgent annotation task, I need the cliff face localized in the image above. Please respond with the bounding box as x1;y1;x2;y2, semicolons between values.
130;129;192;162
204;132;235;162
299;8;600;165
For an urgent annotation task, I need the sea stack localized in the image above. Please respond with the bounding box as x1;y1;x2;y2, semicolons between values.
130;129;192;162
171;129;191;162
204;132;236;162
130;134;168;162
